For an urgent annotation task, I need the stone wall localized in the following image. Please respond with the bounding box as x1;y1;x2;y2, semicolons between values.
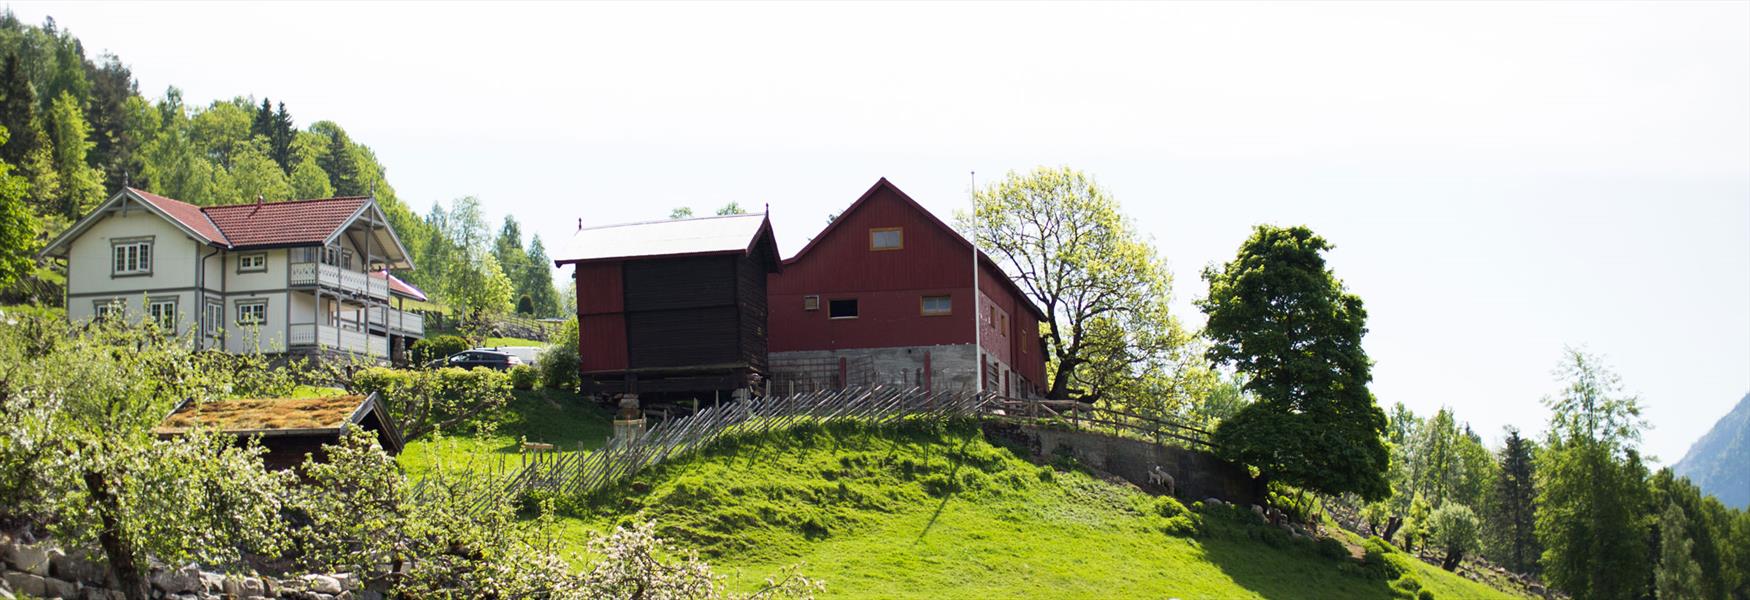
769;344;979;393
0;535;378;600
983;421;1265;506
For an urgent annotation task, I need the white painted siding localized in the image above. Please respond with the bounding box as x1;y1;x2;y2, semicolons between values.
225;291;288;353
227;248;289;293
65;207;202;297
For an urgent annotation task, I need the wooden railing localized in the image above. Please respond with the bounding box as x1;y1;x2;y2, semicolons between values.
368;306;425;336
981;397;1216;450
287;323;389;357
289;262;389;300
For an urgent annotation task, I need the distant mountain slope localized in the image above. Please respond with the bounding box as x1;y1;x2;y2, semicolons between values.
1673;392;1750;509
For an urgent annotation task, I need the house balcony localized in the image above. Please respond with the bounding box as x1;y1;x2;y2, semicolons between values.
288;323;389;358
289;262;389;300
368;305;425;338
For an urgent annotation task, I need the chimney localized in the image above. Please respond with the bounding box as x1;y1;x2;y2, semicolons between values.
256;194;264;206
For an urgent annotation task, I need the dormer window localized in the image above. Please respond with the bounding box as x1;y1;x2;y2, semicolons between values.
870;227;903;251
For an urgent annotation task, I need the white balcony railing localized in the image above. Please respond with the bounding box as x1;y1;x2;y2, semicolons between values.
287;323;389;358
367;306;425;337
289;262;389;300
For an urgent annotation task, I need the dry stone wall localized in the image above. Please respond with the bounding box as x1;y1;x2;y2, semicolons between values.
0;535;379;600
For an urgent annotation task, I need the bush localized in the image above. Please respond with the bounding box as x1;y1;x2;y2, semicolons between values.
510;364;539;390
410;334;470;366
540;317;580;391
352;366;512;440
1316;537;1350;560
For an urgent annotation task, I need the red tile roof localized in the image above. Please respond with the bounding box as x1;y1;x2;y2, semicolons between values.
128;188;229;245
199;195;371;249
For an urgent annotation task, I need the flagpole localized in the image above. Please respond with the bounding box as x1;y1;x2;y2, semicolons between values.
970;171;982;395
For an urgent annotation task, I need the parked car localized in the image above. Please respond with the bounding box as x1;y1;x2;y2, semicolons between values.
434;348;522;370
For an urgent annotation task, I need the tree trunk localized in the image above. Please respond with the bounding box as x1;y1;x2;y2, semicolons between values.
1441;548;1463;572
82;469;149;600
1381;516;1403;546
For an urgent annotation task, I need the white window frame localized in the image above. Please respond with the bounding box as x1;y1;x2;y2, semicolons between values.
204;300;224;337
236;300;267;326
93;299;125;322
803;295;820;311
237;253;267;273
111;238;153;276
148;298;177;329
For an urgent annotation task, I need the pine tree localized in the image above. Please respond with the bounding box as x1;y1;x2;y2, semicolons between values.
1657;502;1703;600
0;54;41;175
1487;427;1540;574
524;235;560;317
84;53;140;192
269;101;294;170
318;127;361;195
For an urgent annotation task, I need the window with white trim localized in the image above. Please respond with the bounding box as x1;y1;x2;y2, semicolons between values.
148;299;176;329
236;300;266;326
112;240;152;276
238;253;267;272
803;295;820;311
94;299;124;321
204;300;224;337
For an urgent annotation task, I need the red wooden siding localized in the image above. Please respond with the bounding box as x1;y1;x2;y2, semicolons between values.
769;183;979;351
576;261;628;373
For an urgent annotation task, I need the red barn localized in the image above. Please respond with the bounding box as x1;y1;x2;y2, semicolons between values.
555;213;781;399
766;179;1046;397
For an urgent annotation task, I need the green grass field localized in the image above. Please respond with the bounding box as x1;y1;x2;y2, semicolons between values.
483;336;549;348
551;420;1527;600
397;388;612;479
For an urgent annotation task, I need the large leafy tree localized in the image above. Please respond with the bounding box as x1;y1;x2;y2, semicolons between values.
961;166;1188;402
1535;348;1651;600
524;235;561;318
1198;225;1389;500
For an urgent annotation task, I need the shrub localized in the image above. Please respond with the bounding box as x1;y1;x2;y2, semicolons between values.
1316;537;1351;560
540;317;580;391
352;366;512;440
1426;503;1480;571
410;334;470;366
510;364;539;390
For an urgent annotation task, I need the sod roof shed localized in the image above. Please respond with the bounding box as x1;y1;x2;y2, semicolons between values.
155;393;404;471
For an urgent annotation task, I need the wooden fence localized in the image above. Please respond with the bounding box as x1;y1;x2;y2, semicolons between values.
415;388;1216;512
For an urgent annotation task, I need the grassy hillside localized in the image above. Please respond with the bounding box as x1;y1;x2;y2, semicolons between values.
398;389;613;478
552;420;1527;599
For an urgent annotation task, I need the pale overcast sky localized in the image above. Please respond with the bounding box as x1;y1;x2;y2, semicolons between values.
14;1;1748;464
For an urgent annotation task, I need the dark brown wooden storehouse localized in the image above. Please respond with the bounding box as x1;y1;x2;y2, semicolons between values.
554;213;781;399
154;393;405;471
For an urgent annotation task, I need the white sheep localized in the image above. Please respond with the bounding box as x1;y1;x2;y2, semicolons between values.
1147;465;1176;496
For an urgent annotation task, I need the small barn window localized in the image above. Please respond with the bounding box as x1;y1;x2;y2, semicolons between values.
803;295;820;311
869;227;903;251
921;295;952;316
828;299;858;319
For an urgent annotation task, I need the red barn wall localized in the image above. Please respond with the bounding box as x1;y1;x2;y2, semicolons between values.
768;185;978;352
575;261;629;373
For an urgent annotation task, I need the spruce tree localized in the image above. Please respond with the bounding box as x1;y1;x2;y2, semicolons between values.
524;235;561;317
1487;427;1540;574
270;101;294;170
318;128;360;195
0;54;40;172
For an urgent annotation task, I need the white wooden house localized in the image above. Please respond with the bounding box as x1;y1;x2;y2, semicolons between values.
38;187;427;362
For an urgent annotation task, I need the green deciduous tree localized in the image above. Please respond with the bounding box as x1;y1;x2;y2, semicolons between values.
1535;348;1651;600
715;201;747;215
1657;501;1704;600
1198;224;1389;500
669;206;693;219
1428;502;1481;571
224;137;291;202
0;125;37;290
961;166;1189;403
44;90;102;219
